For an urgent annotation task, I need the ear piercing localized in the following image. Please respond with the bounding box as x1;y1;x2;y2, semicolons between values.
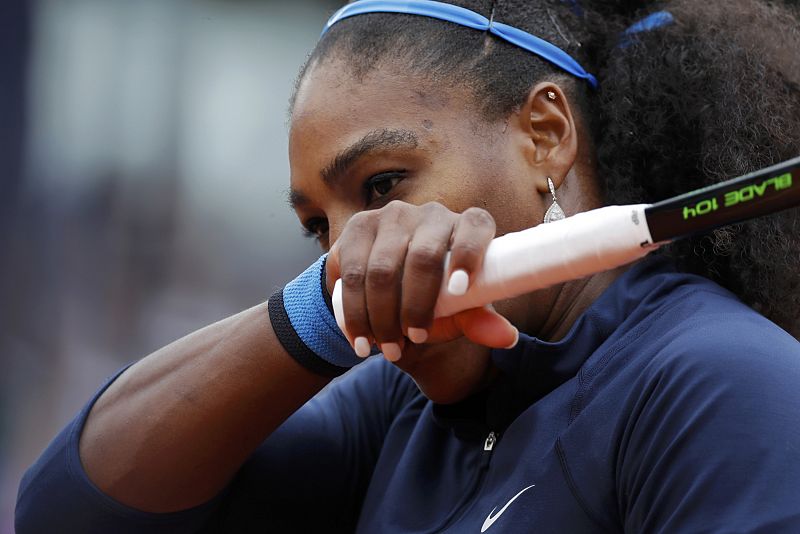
547;91;557;101
543;177;566;223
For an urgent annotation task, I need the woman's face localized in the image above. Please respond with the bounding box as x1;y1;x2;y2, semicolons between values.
288;59;559;403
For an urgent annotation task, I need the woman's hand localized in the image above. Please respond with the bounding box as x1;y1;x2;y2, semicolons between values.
326;201;518;361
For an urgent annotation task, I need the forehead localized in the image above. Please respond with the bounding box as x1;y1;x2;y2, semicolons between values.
288;59;477;190
292;58;456;129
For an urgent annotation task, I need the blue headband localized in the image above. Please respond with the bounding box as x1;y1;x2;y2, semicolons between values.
322;0;599;89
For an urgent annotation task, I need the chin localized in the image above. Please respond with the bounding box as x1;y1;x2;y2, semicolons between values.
394;339;494;405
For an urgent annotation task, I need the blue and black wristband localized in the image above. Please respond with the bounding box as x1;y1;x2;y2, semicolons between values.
268;255;364;377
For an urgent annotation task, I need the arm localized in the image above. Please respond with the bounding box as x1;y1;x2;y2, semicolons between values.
15;254;349;530
15;318;417;533
78;302;331;512
83;199;513;513
14;301;332;533
17;201;514;531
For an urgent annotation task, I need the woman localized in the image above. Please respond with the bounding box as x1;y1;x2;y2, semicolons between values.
17;0;800;532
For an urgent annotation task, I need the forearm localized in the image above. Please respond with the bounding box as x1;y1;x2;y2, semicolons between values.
79;301;331;513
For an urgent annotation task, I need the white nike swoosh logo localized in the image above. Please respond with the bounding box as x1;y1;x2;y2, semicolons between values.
480;484;536;532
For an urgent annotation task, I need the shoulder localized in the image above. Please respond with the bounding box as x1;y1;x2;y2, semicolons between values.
588;264;800;396
645;285;800;391
590;274;800;423
615;287;800;532
614;285;800;451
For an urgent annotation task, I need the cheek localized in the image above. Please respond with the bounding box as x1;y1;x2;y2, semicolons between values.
455;179;539;237
436;156;538;234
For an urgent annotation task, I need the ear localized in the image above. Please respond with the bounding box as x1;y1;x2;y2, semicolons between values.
517;82;578;194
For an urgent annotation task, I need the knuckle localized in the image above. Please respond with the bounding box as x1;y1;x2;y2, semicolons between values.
408;243;445;273
376;200;410;228
366;261;400;289
385;199;406;211
421;201;446;213
452;240;484;261
347;211;374;232
341;266;366;289
422;201;453;221
383;199;409;217
462;207;495;230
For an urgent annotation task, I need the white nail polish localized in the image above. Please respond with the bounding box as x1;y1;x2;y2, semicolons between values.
448;269;469;296
381;343;402;362
354;337;371;358
504;328;520;349
407;327;428;344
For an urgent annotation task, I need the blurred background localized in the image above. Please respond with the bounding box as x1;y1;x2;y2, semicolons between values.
0;0;339;530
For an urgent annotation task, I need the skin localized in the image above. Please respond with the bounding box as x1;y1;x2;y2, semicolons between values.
78;57;623;513
290;58;621;403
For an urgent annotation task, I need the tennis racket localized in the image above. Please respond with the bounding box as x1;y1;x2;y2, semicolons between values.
332;156;800;330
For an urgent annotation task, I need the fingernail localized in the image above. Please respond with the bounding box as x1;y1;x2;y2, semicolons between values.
354;337;371;358
448;269;469;296
381;343;402;362
407;327;428;344
504;328;520;349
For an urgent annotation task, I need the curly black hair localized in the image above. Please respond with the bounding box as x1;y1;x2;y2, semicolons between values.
296;0;800;337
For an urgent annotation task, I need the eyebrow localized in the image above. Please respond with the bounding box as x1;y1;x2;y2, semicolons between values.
321;128;419;186
287;128;419;210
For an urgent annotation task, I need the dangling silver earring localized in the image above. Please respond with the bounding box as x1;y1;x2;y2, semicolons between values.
543;177;566;223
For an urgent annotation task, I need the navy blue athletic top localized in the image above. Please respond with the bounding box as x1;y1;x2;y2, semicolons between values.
16;257;800;533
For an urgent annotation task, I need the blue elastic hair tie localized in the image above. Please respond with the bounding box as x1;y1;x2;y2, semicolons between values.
618;11;675;48
323;0;598;89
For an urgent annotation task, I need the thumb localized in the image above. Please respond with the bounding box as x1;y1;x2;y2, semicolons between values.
455;306;519;349
425;306;518;348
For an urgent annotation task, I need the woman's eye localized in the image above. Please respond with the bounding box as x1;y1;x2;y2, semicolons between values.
301;218;329;243
365;172;405;203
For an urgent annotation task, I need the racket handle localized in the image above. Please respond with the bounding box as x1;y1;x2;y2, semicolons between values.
332;204;659;336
